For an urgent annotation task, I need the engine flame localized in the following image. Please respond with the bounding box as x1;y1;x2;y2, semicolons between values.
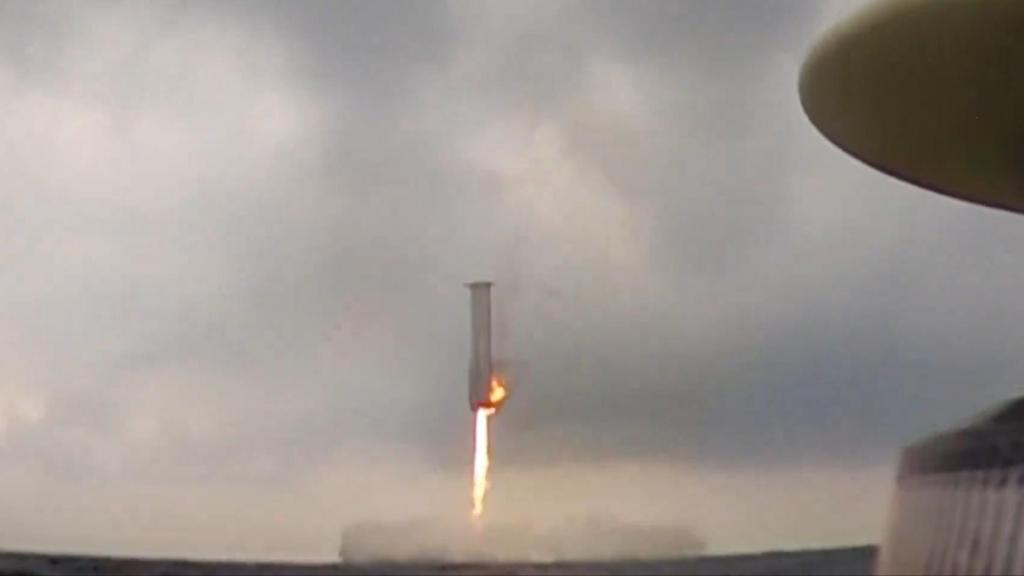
488;374;508;408
472;374;509;520
472;407;496;520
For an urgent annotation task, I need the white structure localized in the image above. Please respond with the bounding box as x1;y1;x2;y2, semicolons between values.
878;400;1024;574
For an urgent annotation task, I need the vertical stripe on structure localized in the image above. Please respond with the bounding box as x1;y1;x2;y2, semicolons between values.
902;477;926;574
923;476;947;574
967;469;999;575
950;470;977;576
909;477;939;572
960;470;988;575
926;472;957;575
1009;468;1024;576
989;466;1021;576
937;471;966;573
975;466;1008;576
901;477;930;574
946;471;983;575
938;471;970;575
925;473;954;569
877;477;907;575
962;469;984;575
897;475;929;573
904;476;933;574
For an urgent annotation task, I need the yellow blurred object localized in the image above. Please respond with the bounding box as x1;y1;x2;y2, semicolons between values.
800;0;1024;214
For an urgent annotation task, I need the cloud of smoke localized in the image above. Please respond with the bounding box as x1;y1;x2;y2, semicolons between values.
340;515;705;563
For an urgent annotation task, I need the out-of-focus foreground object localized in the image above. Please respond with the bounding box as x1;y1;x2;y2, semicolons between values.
801;1;1024;574
881;400;1024;575
800;0;1024;214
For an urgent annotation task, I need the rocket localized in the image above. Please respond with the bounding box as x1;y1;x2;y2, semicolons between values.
467;281;498;411
467;281;508;519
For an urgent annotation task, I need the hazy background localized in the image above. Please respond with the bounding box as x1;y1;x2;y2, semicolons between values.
4;0;1024;562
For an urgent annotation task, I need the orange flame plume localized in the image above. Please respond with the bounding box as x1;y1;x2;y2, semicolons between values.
471;374;509;519
471;407;495;519
487;374;508;408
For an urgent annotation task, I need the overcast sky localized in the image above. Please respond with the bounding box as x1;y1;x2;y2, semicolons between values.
4;0;1024;562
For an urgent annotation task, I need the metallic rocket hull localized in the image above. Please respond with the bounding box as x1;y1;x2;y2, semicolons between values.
467;281;493;411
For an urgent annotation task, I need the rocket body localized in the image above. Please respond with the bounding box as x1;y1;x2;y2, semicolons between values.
467;281;494;411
